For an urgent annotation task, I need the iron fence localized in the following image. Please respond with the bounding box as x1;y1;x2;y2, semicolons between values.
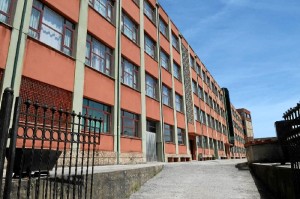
275;102;300;197
0;88;102;199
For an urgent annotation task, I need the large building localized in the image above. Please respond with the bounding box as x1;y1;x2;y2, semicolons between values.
0;0;246;164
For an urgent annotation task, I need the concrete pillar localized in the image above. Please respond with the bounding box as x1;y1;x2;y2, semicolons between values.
139;0;147;161
1;0;33;96
168;19;179;155
72;0;89;113
156;2;165;162
114;0;122;163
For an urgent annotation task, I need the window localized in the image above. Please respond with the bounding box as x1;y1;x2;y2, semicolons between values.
29;0;75;56
159;18;168;38
82;98;112;133
194;106;199;121
162;85;172;106
208;96;213;107
177;128;185;145
121;110;139;137
196;64;200;75
160;50;170;71
206;113;210;126
197;136;202;147
189;55;195;68
204;92;208;103
144;0;155;22
121;58;139;89
203;136;208;148
198;86;203;99
209;138;213;149
207;76;211;87
0;0;14;24
122;12;138;43
164;124;173;142
172;33;179;50
145;74;157;99
144;34;156;58
202;70;206;82
175;93;183;112
146;120;156;133
173;62;181;81
89;0;114;22
86;34;113;76
192;80;197;95
200;110;206;124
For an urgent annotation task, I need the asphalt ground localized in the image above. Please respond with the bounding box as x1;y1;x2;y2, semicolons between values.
130;159;274;199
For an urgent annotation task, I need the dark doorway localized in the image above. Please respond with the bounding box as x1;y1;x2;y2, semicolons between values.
189;139;195;160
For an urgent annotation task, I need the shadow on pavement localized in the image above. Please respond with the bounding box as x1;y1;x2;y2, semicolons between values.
235;162;277;199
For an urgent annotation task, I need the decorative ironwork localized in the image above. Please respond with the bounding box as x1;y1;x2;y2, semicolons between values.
0;88;102;199
275;102;300;197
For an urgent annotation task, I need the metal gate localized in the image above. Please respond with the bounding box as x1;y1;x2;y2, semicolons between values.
146;131;157;162
0;88;102;199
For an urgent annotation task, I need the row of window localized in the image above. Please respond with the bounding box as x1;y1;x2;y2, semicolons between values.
164;124;185;145
193;106;227;134
231;146;246;154
192;80;226;119
234;134;245;144
189;56;224;102
2;0;184;105
83;98;186;142
23;0;184;95
197;136;225;150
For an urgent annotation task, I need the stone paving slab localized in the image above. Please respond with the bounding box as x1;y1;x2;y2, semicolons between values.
130;159;264;199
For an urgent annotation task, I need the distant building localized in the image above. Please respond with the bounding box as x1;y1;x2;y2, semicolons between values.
237;108;254;143
222;88;246;159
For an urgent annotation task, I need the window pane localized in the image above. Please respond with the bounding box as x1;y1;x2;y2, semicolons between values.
0;0;11;23
172;33;179;50
91;0;113;21
28;7;41;38
122;59;138;89
40;7;63;51
146;120;156;133
159;19;168;38
173;62;181;80
162;85;171;106
122;110;139;137
146;74;156;98
123;14;137;43
160;51;169;70
145;35;155;58
144;1;154;21
29;2;75;55
82;98;112;133
164;124;172;142
177;128;184;145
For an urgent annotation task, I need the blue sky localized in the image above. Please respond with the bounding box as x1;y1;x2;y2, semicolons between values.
159;0;300;138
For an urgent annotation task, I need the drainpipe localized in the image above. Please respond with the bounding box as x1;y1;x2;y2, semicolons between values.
11;0;28;88
116;0;122;164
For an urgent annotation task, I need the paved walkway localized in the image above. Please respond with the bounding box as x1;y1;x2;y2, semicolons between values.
130;159;268;199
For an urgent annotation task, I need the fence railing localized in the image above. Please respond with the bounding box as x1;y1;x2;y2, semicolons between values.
0;88;102;199
275;101;300;197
